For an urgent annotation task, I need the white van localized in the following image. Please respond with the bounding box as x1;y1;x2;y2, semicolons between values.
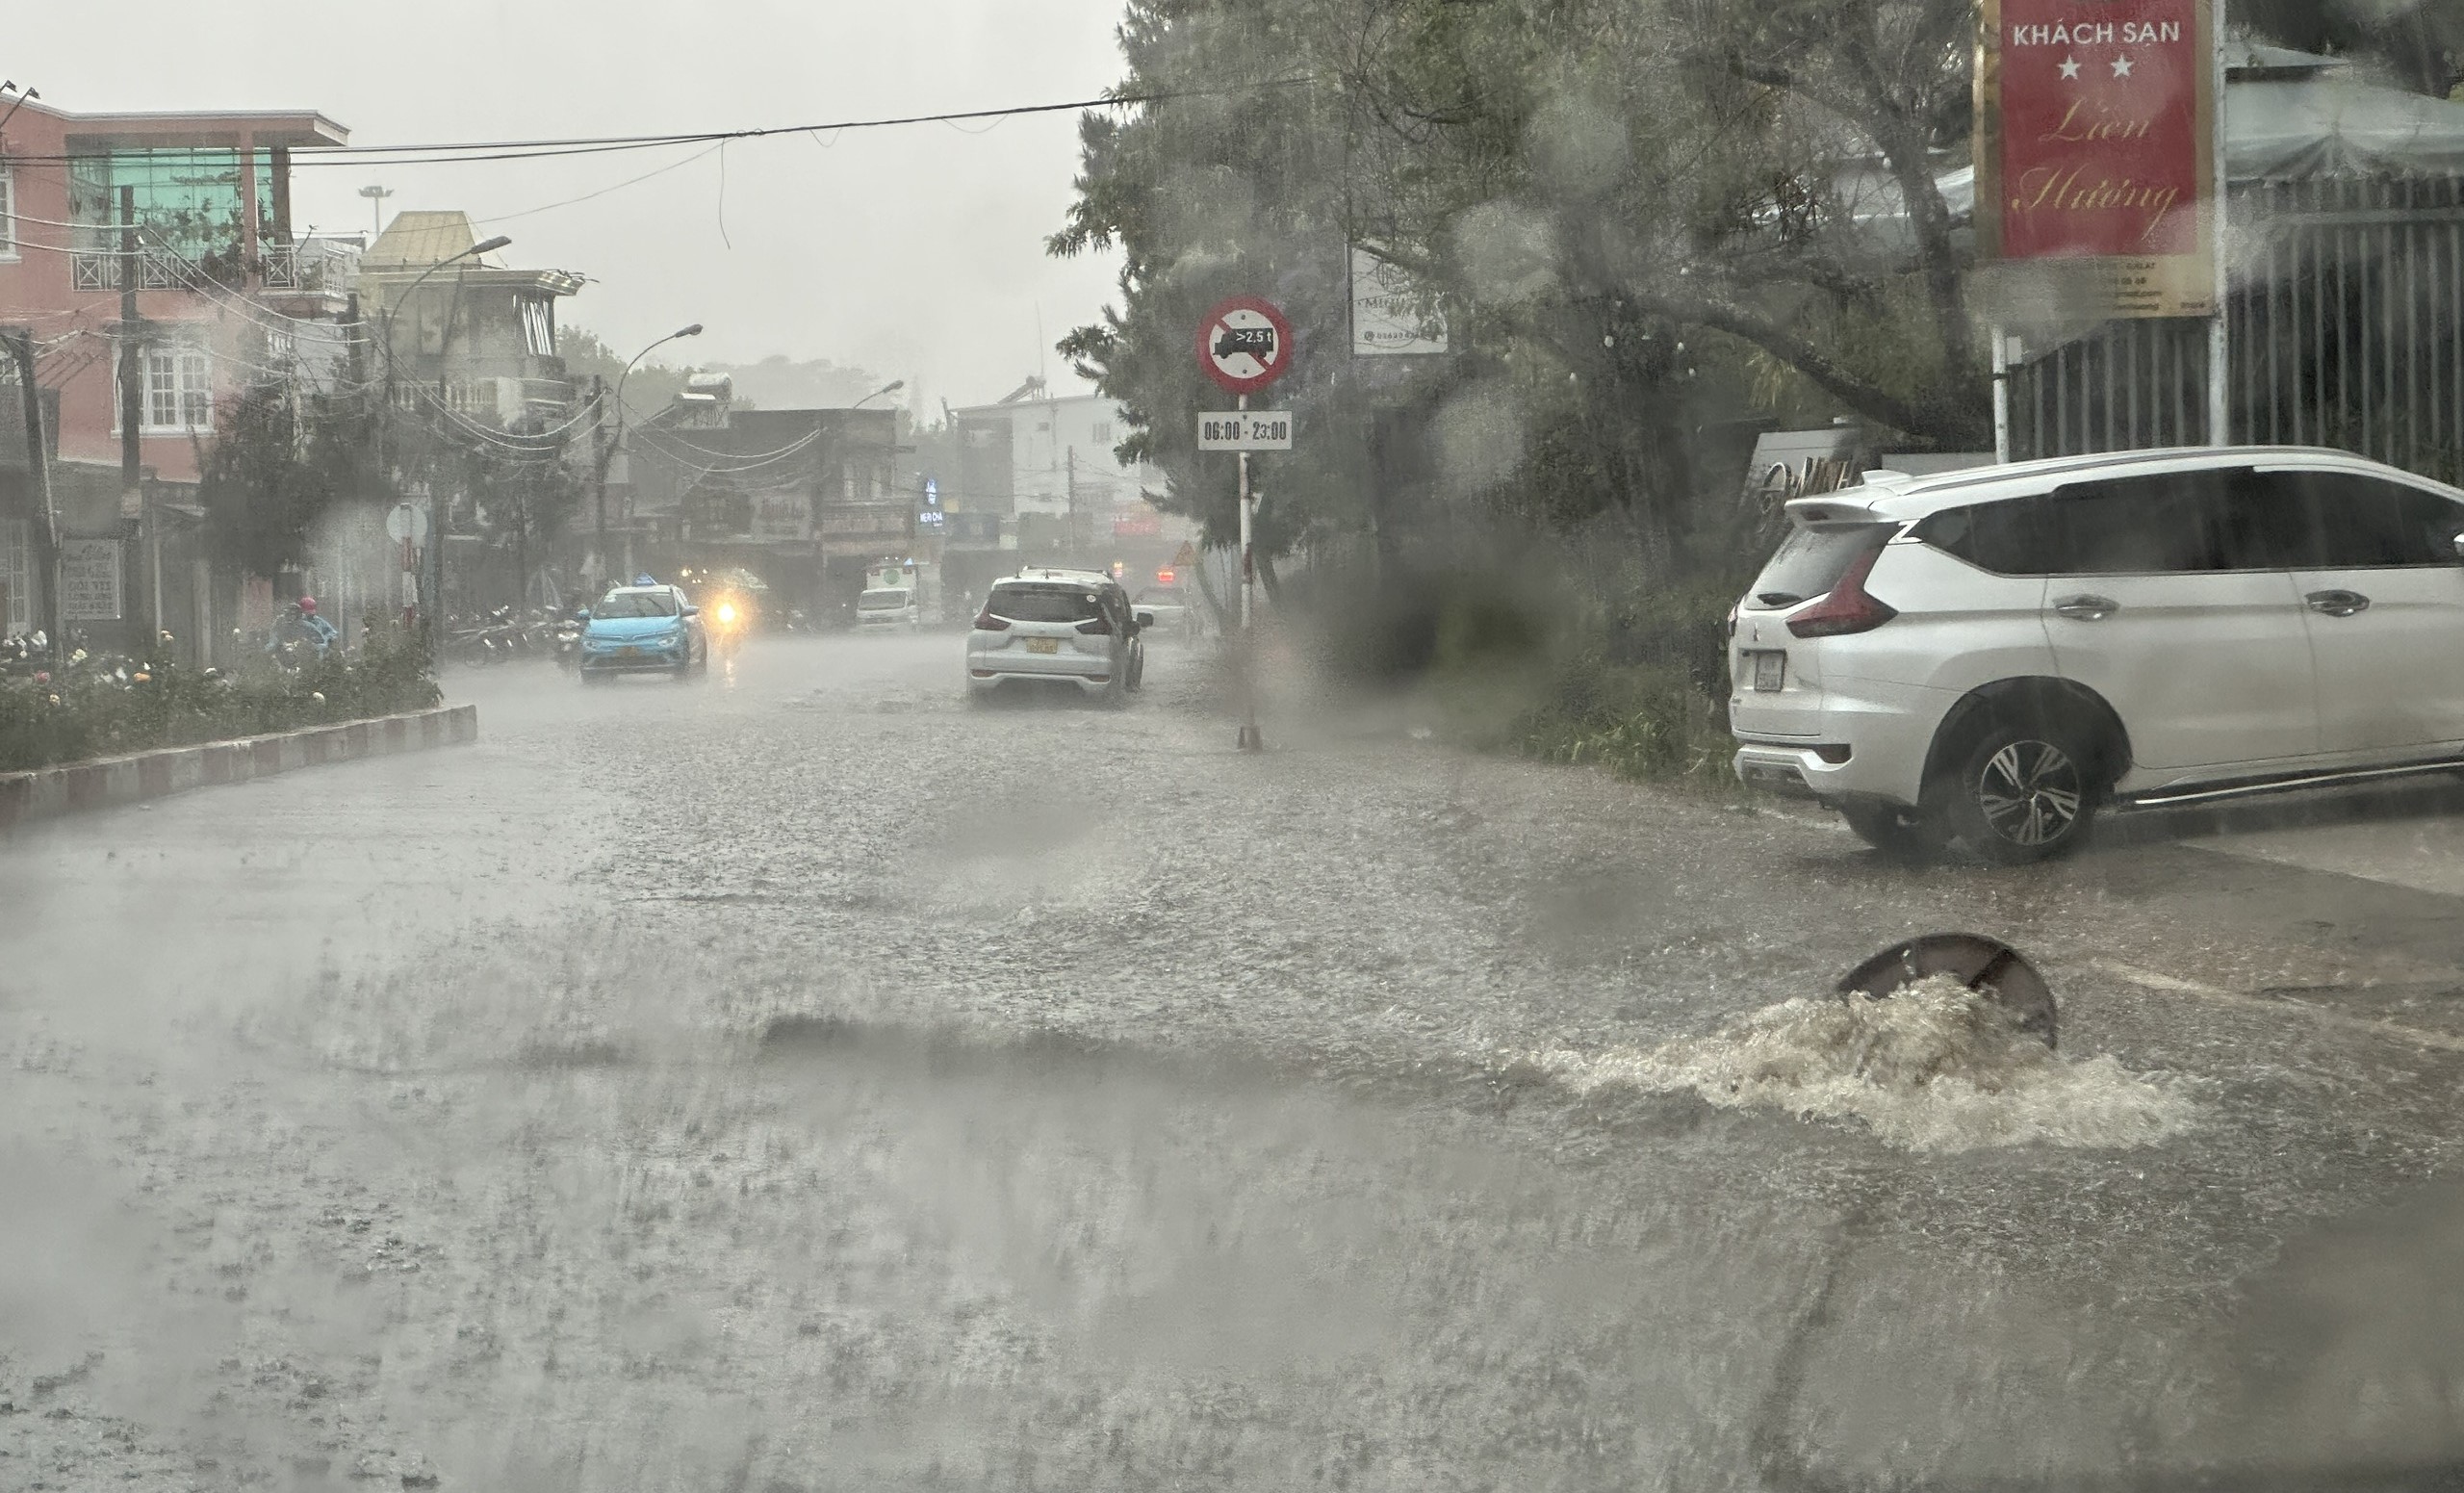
856;587;921;632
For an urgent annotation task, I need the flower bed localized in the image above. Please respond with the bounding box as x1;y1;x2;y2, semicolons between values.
0;626;442;775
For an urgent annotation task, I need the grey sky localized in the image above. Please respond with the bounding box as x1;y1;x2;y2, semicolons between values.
10;0;1128;417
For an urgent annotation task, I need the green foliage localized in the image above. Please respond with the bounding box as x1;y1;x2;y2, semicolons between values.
558;325;689;418
0;625;441;774
1055;0;1992;581
1512;656;1736;788
196;373;390;579
1389;548;1749;787
453;437;584;555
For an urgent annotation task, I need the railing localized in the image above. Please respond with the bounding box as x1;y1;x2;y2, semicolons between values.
260;239;360;294
67;241;357;296
68;247;185;293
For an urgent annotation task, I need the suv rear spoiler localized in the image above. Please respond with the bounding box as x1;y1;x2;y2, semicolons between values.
1782;494;1895;528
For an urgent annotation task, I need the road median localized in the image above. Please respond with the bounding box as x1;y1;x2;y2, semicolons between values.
0;703;477;832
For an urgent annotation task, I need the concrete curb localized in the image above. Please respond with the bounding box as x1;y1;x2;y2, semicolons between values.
0;703;477;833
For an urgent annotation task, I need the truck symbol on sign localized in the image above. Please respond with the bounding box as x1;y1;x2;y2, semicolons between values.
1214;325;1277;361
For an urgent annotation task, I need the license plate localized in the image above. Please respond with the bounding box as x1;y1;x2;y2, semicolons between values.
1026;637;1060;656
622;646;644;657
1750;651;1785;692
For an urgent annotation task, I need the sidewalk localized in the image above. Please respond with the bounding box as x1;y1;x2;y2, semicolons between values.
0;704;477;831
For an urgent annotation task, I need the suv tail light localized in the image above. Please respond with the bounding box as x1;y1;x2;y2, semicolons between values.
1075;616;1113;635
974;610;1011;631
1785;543;1897;638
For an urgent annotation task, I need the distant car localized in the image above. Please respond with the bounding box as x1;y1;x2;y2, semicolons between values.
1131;585;1198;639
578;584;707;682
966;571;1151;705
856;587;922;632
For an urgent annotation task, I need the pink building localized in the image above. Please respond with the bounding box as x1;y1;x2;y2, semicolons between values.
0;91;348;640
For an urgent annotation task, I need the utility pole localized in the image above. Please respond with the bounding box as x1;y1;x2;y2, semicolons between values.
7;329;62;658
117;186;150;656
590;373;609;588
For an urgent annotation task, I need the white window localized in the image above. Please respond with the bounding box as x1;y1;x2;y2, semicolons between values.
518;296;554;358
0;166;15;259
143;345;213;431
0;517;29;633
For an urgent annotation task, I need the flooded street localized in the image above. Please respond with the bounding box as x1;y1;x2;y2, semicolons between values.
11;633;2464;1491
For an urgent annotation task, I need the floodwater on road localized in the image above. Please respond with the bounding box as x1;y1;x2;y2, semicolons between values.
9;632;2464;1490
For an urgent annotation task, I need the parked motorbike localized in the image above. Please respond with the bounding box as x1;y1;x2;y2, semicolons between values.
446;606;521;666
0;631;48;679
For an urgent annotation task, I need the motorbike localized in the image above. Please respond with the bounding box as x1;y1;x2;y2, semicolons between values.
706;593;751;661
446;606;523;666
0;631;48;679
264;605;338;672
551;608;587;671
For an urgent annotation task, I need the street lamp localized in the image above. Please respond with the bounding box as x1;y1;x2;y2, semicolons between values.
357;184;393;241
373;233;512;646
853;379;906;408
593;323;704;587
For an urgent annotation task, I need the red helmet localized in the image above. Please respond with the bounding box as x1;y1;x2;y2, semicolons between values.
297;596;318;614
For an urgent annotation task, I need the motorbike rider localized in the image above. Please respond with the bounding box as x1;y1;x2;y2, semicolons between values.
268;596;341;661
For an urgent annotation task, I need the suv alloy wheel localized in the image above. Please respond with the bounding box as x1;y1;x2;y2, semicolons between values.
1938;715;2096;864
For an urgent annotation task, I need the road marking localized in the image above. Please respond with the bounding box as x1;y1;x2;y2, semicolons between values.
2092;958;2464;1056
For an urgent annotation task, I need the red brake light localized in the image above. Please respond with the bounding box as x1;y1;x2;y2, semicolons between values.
1075;616;1113;635
1157;569;1176;585
1784;543;1897;638
974;610;1011;631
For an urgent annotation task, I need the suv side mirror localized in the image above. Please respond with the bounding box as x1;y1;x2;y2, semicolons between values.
682;605;701;617
1135;610;1156;629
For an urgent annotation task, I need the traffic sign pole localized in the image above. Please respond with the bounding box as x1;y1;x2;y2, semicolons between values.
1237;393;1265;751
1238;395;1252;633
1196;296;1289;754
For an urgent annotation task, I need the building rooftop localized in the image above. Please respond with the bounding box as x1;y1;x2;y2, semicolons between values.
362;211;504;270
14;95;347;151
359;210;585;296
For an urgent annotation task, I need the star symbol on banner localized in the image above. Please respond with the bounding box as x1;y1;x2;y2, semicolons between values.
2058;55;2082;80
2111;53;2136;77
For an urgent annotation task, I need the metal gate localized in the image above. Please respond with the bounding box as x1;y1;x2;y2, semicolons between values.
2008;175;2464;486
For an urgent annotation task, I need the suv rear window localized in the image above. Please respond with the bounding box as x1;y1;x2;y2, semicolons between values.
1746;524;1893;607
988;585;1104;623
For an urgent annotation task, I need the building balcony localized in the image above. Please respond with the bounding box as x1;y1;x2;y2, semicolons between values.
66;238;357;304
260;237;361;295
69;246;219;293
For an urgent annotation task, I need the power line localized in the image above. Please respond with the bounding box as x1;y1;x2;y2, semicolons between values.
0;79;1316;168
472;142;725;226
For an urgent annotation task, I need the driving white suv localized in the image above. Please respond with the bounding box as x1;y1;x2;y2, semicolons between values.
1729;447;2464;863
965;571;1151;705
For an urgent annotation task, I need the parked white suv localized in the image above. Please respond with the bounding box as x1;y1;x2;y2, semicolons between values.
1729;446;2464;863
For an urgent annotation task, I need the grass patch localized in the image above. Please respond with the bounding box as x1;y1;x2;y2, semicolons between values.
1418;567;1744;791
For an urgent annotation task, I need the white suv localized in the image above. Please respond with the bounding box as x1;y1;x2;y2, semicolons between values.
965;571;1151;704
1729;447;2464;862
